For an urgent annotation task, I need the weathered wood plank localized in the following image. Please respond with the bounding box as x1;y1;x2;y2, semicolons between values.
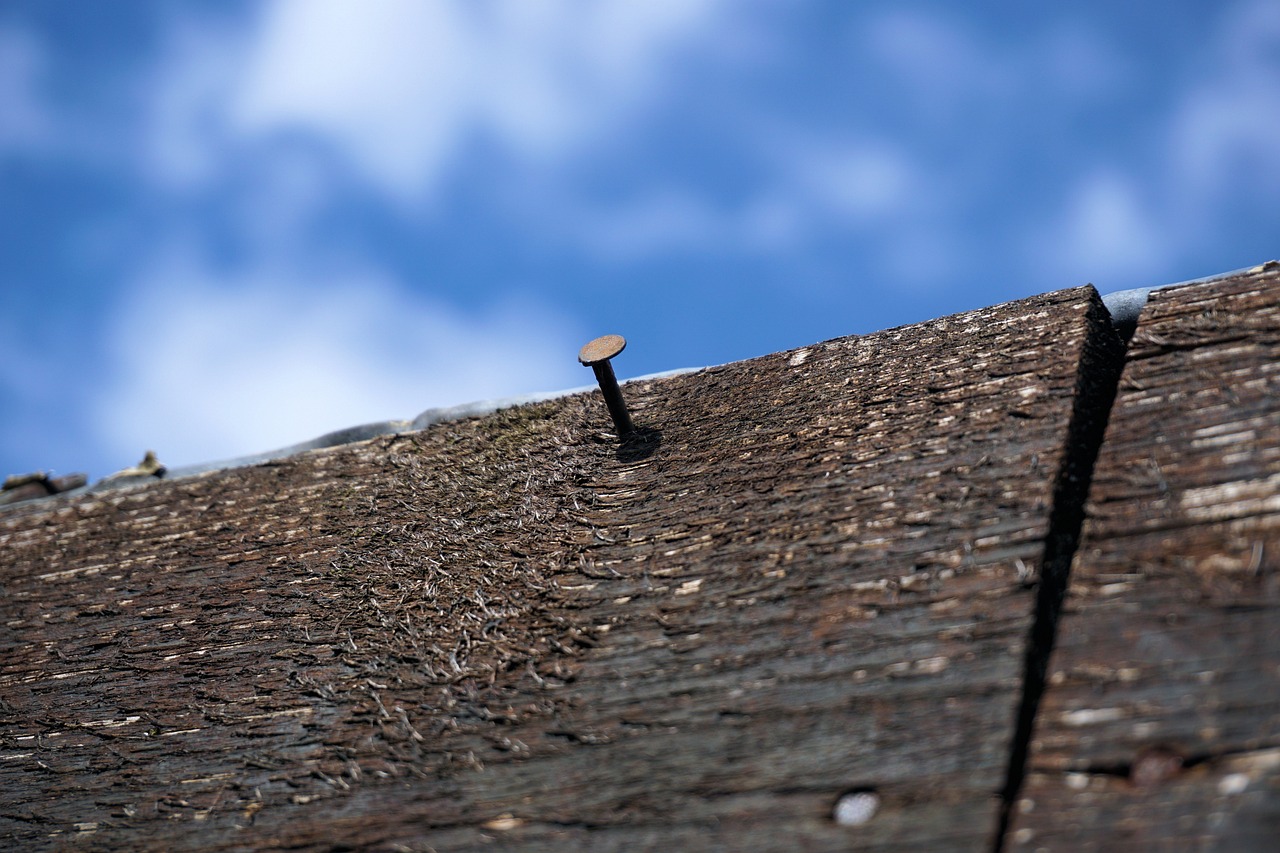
1;287;1118;850
1008;265;1280;851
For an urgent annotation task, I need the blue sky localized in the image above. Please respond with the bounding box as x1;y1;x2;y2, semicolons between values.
2;1;1278;481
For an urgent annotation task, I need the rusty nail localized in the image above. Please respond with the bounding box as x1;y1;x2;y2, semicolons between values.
579;334;635;438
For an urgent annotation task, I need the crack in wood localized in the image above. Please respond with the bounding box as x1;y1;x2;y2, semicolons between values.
993;296;1128;852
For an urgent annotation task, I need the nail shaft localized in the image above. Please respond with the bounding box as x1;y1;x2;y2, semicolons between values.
591;359;634;437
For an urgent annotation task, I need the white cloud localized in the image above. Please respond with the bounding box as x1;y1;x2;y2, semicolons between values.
146;0;726;202
0;26;52;154
131;3;947;265
567;189;728;259
94;258;583;468
226;1;473;195
145;19;252;187
551;185;813;261
79;0;740;471
477;1;725;156
793;142;918;222
1025;2;1280;289
1044;172;1165;286
1170;0;1280;197
538;123;932;261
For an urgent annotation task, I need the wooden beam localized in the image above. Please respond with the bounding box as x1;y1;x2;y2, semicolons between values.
1008;266;1280;850
1;287;1122;850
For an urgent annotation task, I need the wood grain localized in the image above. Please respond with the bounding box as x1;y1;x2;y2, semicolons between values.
1;287;1118;851
1008;266;1280;851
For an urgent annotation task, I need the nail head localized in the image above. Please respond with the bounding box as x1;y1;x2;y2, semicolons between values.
579;334;627;366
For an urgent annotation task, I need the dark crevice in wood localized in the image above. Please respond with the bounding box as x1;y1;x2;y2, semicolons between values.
993;292;1128;852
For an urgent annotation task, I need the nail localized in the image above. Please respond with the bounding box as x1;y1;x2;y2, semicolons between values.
578;334;635;438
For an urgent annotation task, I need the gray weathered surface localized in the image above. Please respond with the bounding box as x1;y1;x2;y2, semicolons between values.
1009;267;1280;850
0;287;1116;850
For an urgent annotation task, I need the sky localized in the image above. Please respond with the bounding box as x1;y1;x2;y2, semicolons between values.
1;1;1278;482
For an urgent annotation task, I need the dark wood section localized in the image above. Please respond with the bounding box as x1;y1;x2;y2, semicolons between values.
1009;267;1280;850
0;287;1115;851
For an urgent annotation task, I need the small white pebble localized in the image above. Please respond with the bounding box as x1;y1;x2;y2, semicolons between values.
833;791;879;826
1065;773;1090;790
1218;773;1249;795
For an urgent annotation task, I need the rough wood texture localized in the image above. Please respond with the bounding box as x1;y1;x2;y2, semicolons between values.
1009;266;1280;850
0;287;1120;851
